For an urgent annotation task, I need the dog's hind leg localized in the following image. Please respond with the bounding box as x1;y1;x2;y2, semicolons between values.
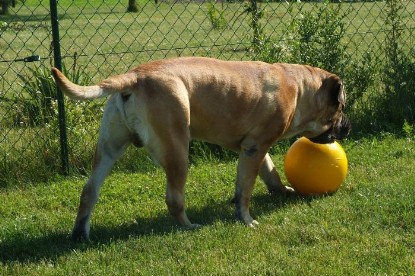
144;109;197;228
164;146;194;228
72;98;131;241
259;153;294;194
154;132;198;228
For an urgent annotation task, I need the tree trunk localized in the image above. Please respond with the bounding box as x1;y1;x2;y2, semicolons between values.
127;0;138;13
1;0;10;15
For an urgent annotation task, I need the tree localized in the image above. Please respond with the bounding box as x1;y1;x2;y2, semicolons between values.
127;0;138;13
0;0;17;15
1;0;9;15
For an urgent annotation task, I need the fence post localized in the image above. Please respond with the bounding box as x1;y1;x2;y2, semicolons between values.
50;0;69;175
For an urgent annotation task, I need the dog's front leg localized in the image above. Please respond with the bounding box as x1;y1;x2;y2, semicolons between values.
162;144;202;229
259;153;295;194
234;144;268;227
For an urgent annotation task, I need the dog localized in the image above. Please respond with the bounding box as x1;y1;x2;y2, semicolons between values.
52;57;351;240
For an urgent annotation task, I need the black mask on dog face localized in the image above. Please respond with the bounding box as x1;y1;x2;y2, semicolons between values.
310;114;351;144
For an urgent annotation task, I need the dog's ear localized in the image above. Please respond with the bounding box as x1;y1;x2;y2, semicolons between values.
323;75;345;108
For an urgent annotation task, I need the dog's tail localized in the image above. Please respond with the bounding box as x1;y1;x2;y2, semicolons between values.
51;67;137;100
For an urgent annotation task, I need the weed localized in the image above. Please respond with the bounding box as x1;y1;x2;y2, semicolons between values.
207;1;227;30
16;60;92;126
402;120;414;138
238;0;265;53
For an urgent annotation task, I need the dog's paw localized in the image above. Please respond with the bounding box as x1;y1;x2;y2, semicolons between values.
237;212;259;228
181;223;202;231
247;220;259;228
71;216;91;242
71;228;90;242
189;223;202;229
282;186;296;193
269;185;296;195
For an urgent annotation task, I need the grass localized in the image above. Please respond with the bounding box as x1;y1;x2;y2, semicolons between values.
1;134;414;274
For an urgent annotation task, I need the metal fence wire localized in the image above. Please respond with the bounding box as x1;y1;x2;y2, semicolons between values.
0;0;414;186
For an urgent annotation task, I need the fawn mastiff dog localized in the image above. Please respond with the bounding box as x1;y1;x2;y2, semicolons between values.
52;57;351;240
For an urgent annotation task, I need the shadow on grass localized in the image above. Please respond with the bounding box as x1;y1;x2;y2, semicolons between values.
0;191;314;264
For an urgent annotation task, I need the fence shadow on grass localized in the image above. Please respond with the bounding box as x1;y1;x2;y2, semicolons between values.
0;191;315;263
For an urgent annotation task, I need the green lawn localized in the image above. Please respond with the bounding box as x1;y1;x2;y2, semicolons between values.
1;134;414;274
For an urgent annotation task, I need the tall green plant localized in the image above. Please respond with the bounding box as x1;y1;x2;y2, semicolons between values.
207;1;227;30
243;0;265;53
17;62;92;126
17;65;57;126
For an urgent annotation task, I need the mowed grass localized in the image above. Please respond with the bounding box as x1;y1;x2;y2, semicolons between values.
1;134;414;274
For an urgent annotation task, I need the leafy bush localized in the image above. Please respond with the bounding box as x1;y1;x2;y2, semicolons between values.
250;0;414;135
378;0;415;127
290;2;347;73
402;120;414;138
353;0;415;132
243;0;266;53
251;1;377;130
253;1;348;72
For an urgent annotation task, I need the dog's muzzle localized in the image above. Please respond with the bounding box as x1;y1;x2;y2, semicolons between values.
310;114;351;144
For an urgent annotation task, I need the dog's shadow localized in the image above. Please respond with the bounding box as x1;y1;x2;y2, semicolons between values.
0;192;312;263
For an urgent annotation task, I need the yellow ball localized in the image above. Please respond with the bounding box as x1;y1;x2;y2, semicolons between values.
284;137;348;196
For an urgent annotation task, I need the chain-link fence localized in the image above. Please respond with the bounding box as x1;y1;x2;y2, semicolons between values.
1;0;414;186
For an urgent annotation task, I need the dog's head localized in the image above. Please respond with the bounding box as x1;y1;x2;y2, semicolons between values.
306;75;351;144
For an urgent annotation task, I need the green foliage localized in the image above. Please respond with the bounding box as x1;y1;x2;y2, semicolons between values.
341;51;378;108
0;62;100;185
402;120;414;138
207;1;227;30
244;0;265;53
353;0;415;132
378;0;415;127
290;1;347;73
0;20;7;31
16;65;57;126
250;1;407;134
16;62;93;126
253;1;349;72
252;1;376;110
